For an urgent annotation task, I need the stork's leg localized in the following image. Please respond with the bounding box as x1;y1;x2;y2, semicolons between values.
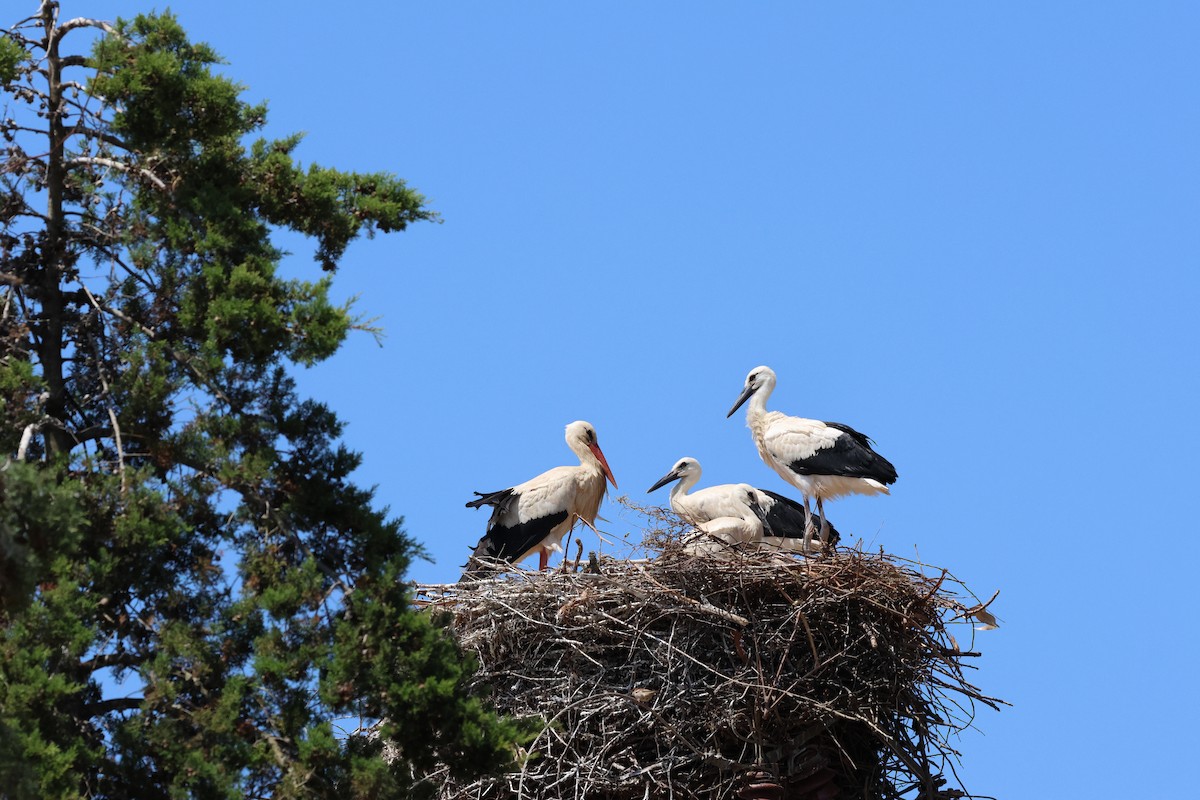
816;496;830;545
802;497;815;553
538;549;549;571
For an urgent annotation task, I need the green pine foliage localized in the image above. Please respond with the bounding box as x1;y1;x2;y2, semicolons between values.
0;3;531;797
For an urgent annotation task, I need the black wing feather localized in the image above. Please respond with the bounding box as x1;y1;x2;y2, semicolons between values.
466;488;516;512
461;491;570;581
469;510;569;563
787;422;897;484
759;489;840;545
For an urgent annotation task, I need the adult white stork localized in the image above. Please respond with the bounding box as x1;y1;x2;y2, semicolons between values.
461;420;617;580
726;365;896;546
647;457;840;549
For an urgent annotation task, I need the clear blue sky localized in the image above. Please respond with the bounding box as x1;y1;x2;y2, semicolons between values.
77;1;1200;796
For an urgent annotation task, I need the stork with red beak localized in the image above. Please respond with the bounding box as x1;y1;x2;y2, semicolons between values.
727;366;896;547
461;420;617;580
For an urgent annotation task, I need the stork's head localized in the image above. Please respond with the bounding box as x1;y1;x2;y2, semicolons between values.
736;483;772;534
565;420;618;489
727;365;776;418
647;456;702;494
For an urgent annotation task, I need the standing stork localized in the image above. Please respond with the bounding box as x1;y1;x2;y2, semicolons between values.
461;420;617;580
647;456;840;549
726;366;896;548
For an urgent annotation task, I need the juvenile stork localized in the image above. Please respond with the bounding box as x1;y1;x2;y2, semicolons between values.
727;366;896;546
647;457;840;549
461;420;617;580
679;484;771;557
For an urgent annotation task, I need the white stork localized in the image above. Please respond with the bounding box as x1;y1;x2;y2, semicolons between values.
647;457;840;549
461;420;617;580
726;365;896;547
679;484;770;557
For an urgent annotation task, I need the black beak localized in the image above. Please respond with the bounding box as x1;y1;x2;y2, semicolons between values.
727;383;756;418
747;493;774;537
647;469;681;494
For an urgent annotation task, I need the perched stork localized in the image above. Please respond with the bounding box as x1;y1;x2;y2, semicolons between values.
727;365;896;547
647;457;840;548
461;420;617;580
680;484;769;557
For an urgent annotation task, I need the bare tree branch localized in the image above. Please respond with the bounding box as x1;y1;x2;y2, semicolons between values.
16;422;37;461
64;125;130;151
58;17;117;37
65;156;166;191
83;697;143;716
80;650;154;673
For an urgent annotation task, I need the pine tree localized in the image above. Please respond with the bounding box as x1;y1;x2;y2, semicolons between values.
0;3;529;796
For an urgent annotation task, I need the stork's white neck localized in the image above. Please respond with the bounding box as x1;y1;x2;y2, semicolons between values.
568;437;598;470
744;375;774;424
671;469;701;501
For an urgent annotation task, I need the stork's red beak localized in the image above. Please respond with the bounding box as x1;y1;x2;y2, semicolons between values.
589;442;618;489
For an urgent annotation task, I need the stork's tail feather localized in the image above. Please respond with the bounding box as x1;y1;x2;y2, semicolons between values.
458;557;498;583
458;537;503;583
465;488;514;509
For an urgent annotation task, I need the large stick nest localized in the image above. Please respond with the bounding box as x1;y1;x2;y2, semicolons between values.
414;504;1004;800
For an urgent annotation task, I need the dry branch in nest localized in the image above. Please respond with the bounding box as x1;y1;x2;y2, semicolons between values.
412;502;1005;800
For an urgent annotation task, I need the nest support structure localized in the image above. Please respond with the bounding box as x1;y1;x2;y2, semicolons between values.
414;542;1003;800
